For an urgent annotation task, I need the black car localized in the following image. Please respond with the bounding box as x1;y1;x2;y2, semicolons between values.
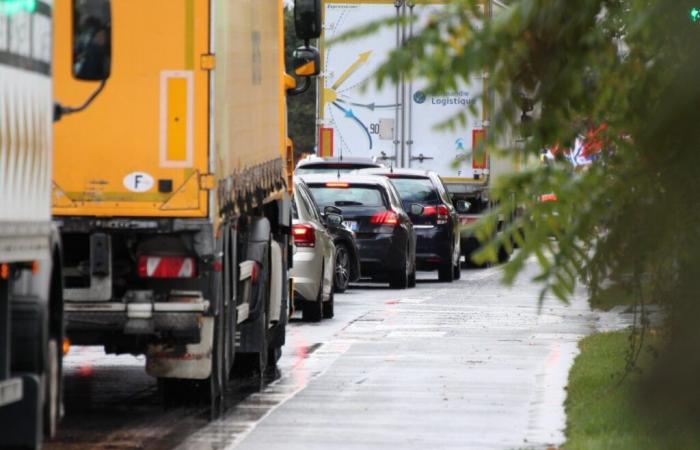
301;174;417;289
321;205;362;293
358;168;461;282
295;156;384;175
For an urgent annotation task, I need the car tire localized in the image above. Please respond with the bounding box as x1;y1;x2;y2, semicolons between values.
323;288;334;319
408;266;417;288
453;260;461;280
333;244;351;293
438;261;455;282
389;249;409;289
302;271;324;322
498;245;511;264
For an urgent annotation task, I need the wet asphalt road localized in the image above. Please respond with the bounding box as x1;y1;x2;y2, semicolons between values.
48;260;599;450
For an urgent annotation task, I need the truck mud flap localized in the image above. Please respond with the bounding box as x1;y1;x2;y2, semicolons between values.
145;317;213;380
0;374;42;449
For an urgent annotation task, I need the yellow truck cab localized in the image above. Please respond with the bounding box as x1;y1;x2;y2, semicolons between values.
52;0;321;405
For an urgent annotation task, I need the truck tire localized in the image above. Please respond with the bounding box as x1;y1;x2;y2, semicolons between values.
44;338;60;438
302;273;324;322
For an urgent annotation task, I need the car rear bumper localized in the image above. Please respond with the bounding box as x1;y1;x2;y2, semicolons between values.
414;225;452;266
291;248;322;301
355;233;405;276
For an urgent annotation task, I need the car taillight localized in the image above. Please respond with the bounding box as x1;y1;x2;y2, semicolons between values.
423;205;449;225
370;210;399;226
137;255;197;278
292;224;316;247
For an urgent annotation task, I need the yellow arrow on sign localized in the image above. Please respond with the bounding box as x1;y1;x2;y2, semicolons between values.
332;51;372;90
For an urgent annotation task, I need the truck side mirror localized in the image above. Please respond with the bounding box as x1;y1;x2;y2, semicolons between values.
294;0;322;41
73;0;112;81
293;46;320;78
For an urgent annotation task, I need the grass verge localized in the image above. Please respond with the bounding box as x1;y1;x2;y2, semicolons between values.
564;331;699;449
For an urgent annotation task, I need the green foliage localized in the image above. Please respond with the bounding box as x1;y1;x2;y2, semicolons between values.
565;331;700;449
337;0;700;420
285;6;317;155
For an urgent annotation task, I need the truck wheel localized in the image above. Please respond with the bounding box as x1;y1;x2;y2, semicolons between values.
44;338;60;438
389;250;409;289
323;288;334;319
302;275;323;322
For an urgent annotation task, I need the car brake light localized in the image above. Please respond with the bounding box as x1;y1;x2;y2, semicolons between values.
325;182;349;188
423;205;449;225
292;224;316;247
370;210;399;225
138;255;197;278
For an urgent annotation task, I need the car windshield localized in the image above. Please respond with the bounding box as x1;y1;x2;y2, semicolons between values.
389;177;439;203
309;185;386;208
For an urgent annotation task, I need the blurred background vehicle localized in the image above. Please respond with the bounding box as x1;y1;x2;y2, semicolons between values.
291;180;336;322
320;206;361;293
295;156;384;175
301;174;417;289
358;168;461;281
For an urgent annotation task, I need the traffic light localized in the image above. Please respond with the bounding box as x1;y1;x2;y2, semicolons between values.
691;7;700;23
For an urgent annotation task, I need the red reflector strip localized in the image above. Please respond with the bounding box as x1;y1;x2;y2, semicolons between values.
138;256;197;278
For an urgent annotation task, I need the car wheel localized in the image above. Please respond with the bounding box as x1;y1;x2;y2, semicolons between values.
302;268;324;322
453;261;461;280
389;248;409;289
323;288;334;319
438;260;455;282
334;244;351;293
408;266;417;288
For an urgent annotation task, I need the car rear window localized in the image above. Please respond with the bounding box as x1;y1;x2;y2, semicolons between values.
309;185;386;208
389;177;439;203
296;164;377;175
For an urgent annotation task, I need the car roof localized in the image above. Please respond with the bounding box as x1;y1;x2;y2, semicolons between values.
296;155;383;168
355;167;435;178
298;173;394;188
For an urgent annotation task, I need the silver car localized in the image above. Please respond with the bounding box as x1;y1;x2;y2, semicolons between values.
291;178;336;321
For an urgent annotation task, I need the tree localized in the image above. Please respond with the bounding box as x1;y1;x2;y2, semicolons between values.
341;0;700;422
285;6;317;156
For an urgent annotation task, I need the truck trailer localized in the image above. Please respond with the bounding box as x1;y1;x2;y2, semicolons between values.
52;0;321;404
316;0;517;262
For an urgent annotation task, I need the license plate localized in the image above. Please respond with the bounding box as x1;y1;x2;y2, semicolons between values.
345;221;359;232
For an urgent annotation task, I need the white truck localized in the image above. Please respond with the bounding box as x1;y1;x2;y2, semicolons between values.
0;2;64;447
316;0;517;261
0;0;111;447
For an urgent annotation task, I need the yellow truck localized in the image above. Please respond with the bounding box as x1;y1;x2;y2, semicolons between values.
52;0;321;404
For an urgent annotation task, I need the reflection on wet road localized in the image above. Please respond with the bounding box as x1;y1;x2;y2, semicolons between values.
48;261;595;450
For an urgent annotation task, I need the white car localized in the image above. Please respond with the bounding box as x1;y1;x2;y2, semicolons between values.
291;179;336;321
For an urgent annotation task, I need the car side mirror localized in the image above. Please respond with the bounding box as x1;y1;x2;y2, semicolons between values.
455;200;471;214
326;213;343;227
293;46;320;77
294;0;322;41
410;204;425;216
73;0;112;81
324;205;342;216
